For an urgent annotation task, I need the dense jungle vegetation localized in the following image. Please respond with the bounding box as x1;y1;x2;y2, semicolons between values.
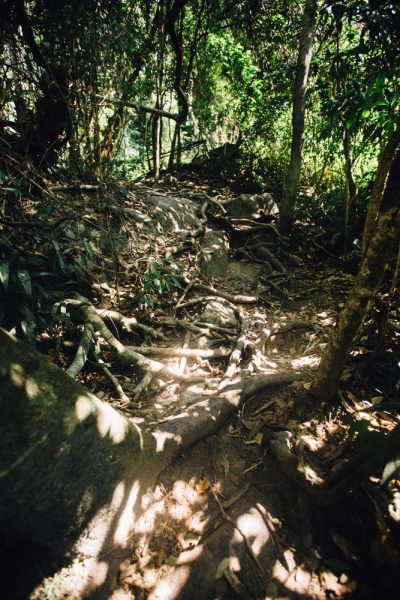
1;1;400;599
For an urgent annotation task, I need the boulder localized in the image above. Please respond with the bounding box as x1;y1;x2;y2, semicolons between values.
222;193;279;220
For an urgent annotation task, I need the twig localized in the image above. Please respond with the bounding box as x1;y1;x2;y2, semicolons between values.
209;485;265;573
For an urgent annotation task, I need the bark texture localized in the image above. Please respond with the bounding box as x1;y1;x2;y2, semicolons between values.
278;0;317;235
309;148;400;402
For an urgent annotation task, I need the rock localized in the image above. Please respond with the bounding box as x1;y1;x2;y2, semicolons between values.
201;301;237;329
146;195;199;231
199;230;230;279
222;192;279;220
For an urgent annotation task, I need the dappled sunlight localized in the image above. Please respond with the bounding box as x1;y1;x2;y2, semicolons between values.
73;393;130;443
24;376;40;399
235;508;270;555
95;396;130;443
152;429;182;452
148;564;191;599
75;395;93;422
291;354;320;368
75;481;127;557
114;480;141;545
9;362;25;387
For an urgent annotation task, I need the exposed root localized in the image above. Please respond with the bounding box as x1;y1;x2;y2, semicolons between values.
219;309;247;389
94;308;165;340
65;323;94;379
192;283;257;304
253;320;312;351
66;294;205;397
175;295;236;310
125;345;232;358
100;362;130;402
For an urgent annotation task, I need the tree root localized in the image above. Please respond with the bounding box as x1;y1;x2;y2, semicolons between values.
268;421;400;507
236;247;273;273
66;294;205;396
219;309;247;389
192;282;257;304
253;320;312;351
175;295;236;310
125;345;232;358
65;323;94;379
94;307;165;340
247;242;287;273
100;362;130;402
153;317;215;337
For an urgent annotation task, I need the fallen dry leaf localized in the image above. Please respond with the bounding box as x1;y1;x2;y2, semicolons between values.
221;455;230;477
196;476;211;495
229;472;240;486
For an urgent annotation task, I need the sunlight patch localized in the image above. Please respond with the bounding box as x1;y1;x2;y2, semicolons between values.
148;564;191;599
114;480;140;544
75;395;94;421
9;363;25;387
96;399;129;443
236;508;270;555
291;355;320;368
152;430;182;453
24;376;39;399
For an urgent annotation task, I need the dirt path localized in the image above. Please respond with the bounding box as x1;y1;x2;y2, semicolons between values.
2;172;390;599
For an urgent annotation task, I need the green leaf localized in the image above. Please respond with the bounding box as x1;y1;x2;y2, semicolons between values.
0;136;11;149
32;281;49;301
17;270;32;298
2;186;36;200
46;202;55;217
119;186;128;197
52;241;67;272
83;238;94;260
323;558;351;575
0;260;10;292
15;302;36;321
0;237;13;251
171;276;182;288
20;320;36;347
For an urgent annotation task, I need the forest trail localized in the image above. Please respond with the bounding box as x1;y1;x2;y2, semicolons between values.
1;170;394;600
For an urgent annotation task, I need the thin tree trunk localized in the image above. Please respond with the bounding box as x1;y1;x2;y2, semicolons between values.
308;145;400;403
278;0;318;235
362;126;400;259
153;21;165;183
342;125;358;252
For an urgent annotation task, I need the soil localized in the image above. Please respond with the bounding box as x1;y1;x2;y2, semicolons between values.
1;169;399;600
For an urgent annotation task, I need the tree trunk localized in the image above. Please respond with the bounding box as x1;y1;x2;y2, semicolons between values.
278;0;317;235
308;145;400;403
362;126;400;259
342;125;358;252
